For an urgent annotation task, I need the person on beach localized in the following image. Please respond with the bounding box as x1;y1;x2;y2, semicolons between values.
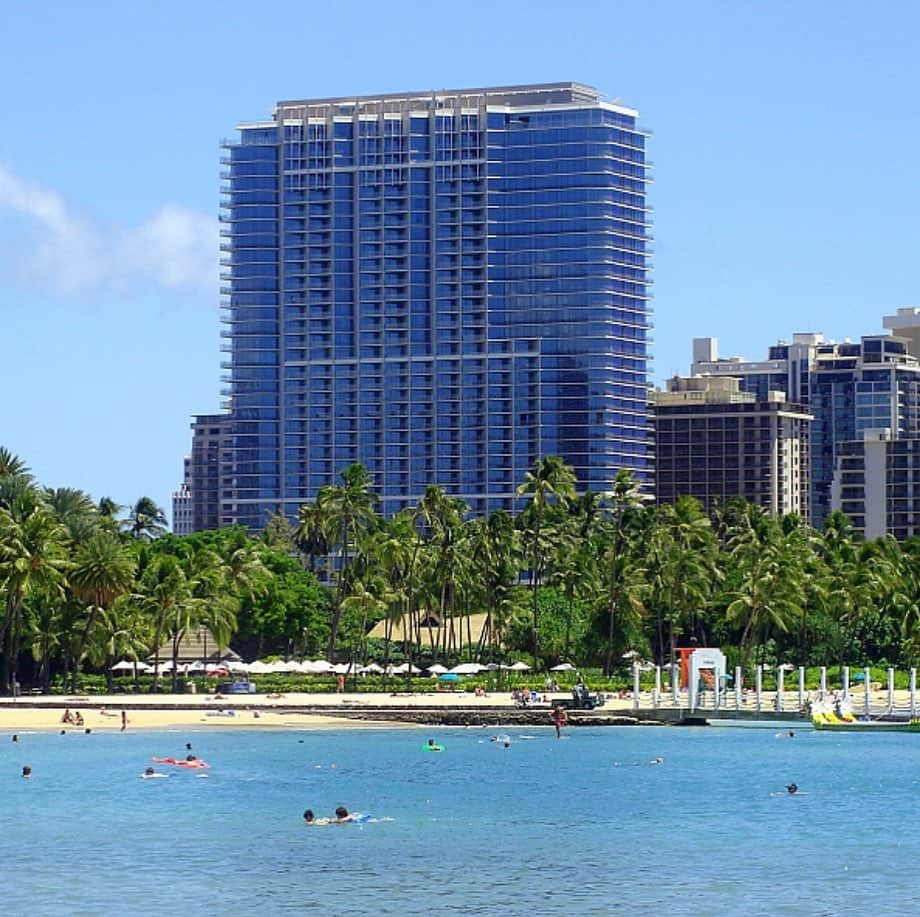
11;734;18;743
62;709;74;724
553;705;568;738
336;675;345;694
74;712;84;727
121;711;128;732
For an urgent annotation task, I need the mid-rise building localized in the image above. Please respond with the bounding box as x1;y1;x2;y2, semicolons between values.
218;82;652;525
189;414;233;531
809;335;920;527
652;375;812;520
689;328;920;529
691;333;823;405
171;456;193;535
832;429;920;540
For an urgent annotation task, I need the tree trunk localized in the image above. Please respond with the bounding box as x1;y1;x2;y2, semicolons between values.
72;606;100;693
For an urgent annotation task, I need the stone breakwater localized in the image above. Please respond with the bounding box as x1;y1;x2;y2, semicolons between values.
302;706;660;727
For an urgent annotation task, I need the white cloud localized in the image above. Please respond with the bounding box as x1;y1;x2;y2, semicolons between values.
0;162;218;294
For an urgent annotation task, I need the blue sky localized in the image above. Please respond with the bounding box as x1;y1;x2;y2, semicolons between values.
3;0;919;519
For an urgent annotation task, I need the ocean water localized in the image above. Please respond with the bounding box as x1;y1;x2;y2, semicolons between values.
2;723;920;915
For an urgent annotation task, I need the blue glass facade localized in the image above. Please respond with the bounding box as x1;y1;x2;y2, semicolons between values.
221;84;652;525
810;337;920;527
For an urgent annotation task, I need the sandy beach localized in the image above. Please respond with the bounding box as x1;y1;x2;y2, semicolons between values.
0;690;548;732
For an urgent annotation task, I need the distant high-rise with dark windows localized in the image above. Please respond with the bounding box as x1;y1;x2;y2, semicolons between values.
214;83;652;526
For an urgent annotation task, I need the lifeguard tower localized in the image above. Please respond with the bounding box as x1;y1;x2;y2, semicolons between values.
676;646;727;711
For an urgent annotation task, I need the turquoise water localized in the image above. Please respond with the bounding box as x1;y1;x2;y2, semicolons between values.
2;724;919;915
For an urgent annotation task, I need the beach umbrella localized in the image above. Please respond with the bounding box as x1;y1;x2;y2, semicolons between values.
550;662;576;672
332;663;352;675
438;673;461;682
309;659;335;673
186;660;206;673
110;660;136;672
228;660;250;673
361;663;384;674
450;663;484;675
427;664;449;675
247;660;274;674
508;661;531;671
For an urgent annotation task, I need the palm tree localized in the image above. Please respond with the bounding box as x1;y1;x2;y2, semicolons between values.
725;510;805;672
68;532;137;690
468;510;519;662
601;470;646;675
0;502;70;694
44;487;99;542
136;553;191;692
318;464;379;658
125;497;168;541
367;510;417;671
516;456;577;670
416;487;469;659
340;577;388;681
87;597;148;693
0;448;32;480
294;501;331;574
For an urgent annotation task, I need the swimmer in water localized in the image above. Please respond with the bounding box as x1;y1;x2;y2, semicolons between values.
21;765;32;779
650;757;664;765
333;806;357;823
786;783;798;795
143;767;167;779
303;809;331;826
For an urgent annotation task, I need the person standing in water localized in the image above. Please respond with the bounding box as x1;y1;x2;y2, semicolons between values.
553;705;568;739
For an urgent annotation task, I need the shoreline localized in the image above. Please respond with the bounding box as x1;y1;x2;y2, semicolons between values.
14;683;911;731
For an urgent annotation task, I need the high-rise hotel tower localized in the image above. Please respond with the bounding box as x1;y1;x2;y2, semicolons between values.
220;83;652;526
